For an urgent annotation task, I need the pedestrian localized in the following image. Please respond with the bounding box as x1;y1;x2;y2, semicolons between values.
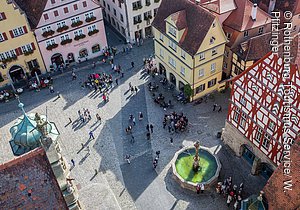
155;150;160;158
125;154;131;164
170;137;173;145
200;183;204;193
150;124;154;133
129;82;132;90
131;61;134;68
132;117;136;126
89;131;95;139
218;105;222;112
130;86;134;94
69;118;72;123
88;114;91;120
49;85;54;93
131;135;135;144
138;112;143;120
146;124;150;132
196;184;200;194
153;157;158;168
96;113;101;123
115;78;118;85
134;86;138;93
85;146;90;153
168;125;171;133
121;71;124;78
146;132;150;140
57;91;60;98
71;159;75;167
213;103;217;111
72;71;77;80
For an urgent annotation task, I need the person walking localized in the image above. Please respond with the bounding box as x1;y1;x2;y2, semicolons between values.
218;105;222;113
200;183;204;193
153;157;158;168
72;71;77;80
49;85;54;93
130;135;135;144
170;137;174;145
132;117;136;126
155;150;160;158
71;159;75;167
131;61;134;68
213;103;217;111
129;82;132;90
57;91;61;98
134;86;138;93
96;113;101;123
125;154;131;164
138;112;143;121
150;124;154;133
146;132;151;140
115;78;118;85
146;124;150;132
89;131;95;140
196;184;200;194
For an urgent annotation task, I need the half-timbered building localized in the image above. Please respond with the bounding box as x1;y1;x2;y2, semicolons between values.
222;52;300;178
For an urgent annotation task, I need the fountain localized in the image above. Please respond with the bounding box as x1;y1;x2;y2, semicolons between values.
171;142;221;191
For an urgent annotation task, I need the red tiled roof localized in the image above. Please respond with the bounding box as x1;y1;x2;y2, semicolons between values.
0;148;68;209
13;0;48;29
170;10;187;31
200;0;236;14
223;0;271;32
251;0;300;15
152;0;215;55
263;137;300;210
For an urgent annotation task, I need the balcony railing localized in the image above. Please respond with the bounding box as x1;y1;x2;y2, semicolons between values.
85;16;96;23
88;29;99;36
42;30;55;37
46;43;58;50
1;55;17;63
60;39;72;45
71;21;83;28
74;34;86;41
24;49;34;56
57;25;69;33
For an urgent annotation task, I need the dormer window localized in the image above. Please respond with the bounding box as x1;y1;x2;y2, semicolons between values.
258;27;264;35
212;22;216;28
244;30;249;37
226;32;231;40
168;25;176;37
210;37;215;44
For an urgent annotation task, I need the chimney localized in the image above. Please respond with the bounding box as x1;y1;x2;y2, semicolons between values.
268;0;276;14
251;3;258;21
195;0;200;5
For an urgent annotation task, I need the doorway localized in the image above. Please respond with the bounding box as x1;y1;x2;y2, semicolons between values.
9;65;25;82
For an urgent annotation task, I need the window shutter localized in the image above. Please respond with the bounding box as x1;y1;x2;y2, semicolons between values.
2;32;7;40
15;48;20;56
18;47;23;55
1;12;6;20
9;30;14;38
31;43;36;50
23;26;28;33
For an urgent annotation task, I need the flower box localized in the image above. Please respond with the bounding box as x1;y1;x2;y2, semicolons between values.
46;44;58;50
61;39;72;45
57;25;69;33
71;20;83;28
42;30;55;37
88;29;99;36
74;34;86;41
2;55;17;63
85;16;96;23
24;50;34;56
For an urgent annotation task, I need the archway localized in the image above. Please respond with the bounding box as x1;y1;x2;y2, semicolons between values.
67;53;75;63
51;53;64;67
79;48;88;58
240;144;255;165
9;65;25;82
260;163;274;179
169;72;176;86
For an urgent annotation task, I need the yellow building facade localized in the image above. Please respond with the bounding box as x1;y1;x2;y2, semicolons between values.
152;0;227;101
0;0;45;87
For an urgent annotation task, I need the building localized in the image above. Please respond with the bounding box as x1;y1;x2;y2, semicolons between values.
8;102;82;209
0;0;46;87
99;0;161;42
0;148;68;209
221;0;271;78
14;0;107;71
152;0;227;100
222;52;300;178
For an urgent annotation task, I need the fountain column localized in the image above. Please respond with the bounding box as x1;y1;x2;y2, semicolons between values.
193;141;200;172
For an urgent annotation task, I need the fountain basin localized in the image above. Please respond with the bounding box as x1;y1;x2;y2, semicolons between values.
171;146;221;191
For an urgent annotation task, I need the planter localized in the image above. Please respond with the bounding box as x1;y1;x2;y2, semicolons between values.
61;39;72;45
42;30;55;37
85;16;96;23
74;34;86;41
46;44;58;51
24;50;34;56
71;21;83;28
57;25;69;33
154;0;159;2
2;56;17;63
88;29;99;36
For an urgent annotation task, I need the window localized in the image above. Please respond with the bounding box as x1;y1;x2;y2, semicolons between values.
103;1;106;7
112;0;115;3
85;12;94;18
212;48;217;55
233;108;240;123
211;63;216;73
210;37;215;44
133;15;142;24
60;34;70;41
27;59;39;70
226;32;231;40
169;56;176;68
113;9;117;16
180;67;185;76
262;134;271;149
168;25;176;37
212;22;215;27
225;50;229;57
73;4;78;10
169;40;177;51
92;44;100;53
240;112;247;128
181;50;186;59
258;27;263;34
196;84;205;94
119;1;122;8
241;97;246;106
154;8;158;16
43;13;49;20
88;25;97;32
46;39;56;47
63;7;69;13
159;33;164;41
12;27;25;37
108;4;111;11
293;25;297;31
71;17;80;23
244;30;248;37
199;52;205;60
198;69;204;78
74;29;83;36
83;1;87;7
208;78;217;88
21;44;32;53
223;62;227;69
57;21;66;28
132;1;142;9
42;26;52;33
54;10;59;17
159;48;164;58
51;0;55;4
103;10;107;18
268;121;275;131
0;33;7;42
120;14;124;22
255;128;263;142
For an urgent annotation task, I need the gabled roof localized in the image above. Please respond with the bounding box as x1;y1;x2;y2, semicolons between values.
263;137;300;210
13;0;48;29
152;0;215;55
252;0;300;15
223;0;271;32
0;148;68;209
200;0;236;14
169;10;187;31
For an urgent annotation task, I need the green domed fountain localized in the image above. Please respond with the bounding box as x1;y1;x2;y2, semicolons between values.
172;141;221;190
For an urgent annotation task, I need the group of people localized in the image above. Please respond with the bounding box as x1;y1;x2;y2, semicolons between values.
163;112;189;133
143;56;157;76
215;177;244;209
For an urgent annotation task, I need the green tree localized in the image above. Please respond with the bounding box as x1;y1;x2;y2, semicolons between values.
184;84;193;100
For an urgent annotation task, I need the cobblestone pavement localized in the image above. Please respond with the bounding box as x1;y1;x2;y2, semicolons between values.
0;36;266;209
